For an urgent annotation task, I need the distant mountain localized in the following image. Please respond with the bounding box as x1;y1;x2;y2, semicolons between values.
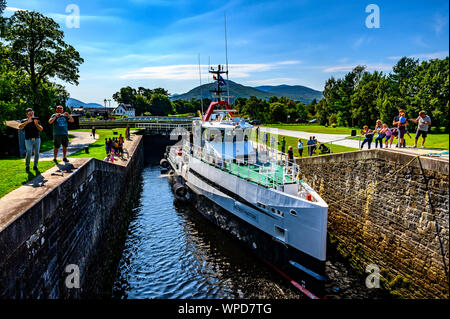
171;81;322;104
66;98;105;108
254;84;323;103
171;80;276;101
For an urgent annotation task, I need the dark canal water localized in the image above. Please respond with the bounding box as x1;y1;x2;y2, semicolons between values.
111;164;387;299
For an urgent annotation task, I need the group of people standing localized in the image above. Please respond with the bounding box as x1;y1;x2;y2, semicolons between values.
18;105;73;172
104;134;125;162
281;136;320;159
360;109;432;150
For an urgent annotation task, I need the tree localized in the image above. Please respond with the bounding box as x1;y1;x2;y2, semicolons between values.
315;99;329;125
269;102;287;123
296;102;307;119
112;86;137;105
137;86;153;99
152;87;170;97
351;71;383;127
5;10;83;111
149;93;173;116
0;0;6;14
389;57;419;112
134;94;150;115
305;100;316;119
0;45;28;129
412;57;449;131
0;0;6;35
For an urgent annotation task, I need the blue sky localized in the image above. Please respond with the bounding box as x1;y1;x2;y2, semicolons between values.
4;0;449;105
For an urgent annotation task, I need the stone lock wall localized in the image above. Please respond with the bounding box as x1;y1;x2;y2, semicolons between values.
0;137;143;298
297;149;449;299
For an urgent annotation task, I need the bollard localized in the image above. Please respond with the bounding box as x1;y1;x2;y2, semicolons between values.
84;146;89;154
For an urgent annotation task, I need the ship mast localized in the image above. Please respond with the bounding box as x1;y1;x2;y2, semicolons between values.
208;65;227;102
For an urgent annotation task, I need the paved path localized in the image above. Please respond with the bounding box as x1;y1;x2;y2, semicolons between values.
259;126;361;149
39;131;98;160
259;126;448;158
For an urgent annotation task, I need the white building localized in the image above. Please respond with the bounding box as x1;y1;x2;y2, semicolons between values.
113;103;135;117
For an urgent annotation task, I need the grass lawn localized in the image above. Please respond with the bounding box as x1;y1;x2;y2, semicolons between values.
265;124;360;135
265;124;449;150
251;129;357;158
0;159;56;198
0;129;124;199
347;132;449;149
401;133;448;149
68;128;127;160
39;134;75;153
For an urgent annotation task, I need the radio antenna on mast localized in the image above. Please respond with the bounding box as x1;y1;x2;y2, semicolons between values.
198;53;203;115
224;12;230;106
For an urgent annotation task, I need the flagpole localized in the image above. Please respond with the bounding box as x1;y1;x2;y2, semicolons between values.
198;53;203;115
224;12;230;106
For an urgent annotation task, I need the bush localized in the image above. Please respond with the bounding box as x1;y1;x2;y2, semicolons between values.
328;113;338;126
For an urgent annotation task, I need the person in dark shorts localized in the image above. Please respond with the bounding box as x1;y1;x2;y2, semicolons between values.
48;105;74;163
18;108;43;172
118;139;124;158
91;126;96;139
393;109;408;147
287;146;294;166
307;137;314;157
409;110;432;148
297;138;304;157
360;126;374;149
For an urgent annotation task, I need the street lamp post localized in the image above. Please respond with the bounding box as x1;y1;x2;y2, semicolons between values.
104;98;107;127
108;99;111;122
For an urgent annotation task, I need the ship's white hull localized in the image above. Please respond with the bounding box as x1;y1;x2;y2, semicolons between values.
173;156;328;260
166;151;329;297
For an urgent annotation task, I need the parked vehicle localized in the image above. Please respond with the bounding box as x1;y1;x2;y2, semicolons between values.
249;120;262;125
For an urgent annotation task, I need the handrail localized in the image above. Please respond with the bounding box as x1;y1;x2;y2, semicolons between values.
174;140;299;188
136;123;192;130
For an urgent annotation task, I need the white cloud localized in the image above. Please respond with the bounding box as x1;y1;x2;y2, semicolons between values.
323;64;393;73
106;54;189;64
245;78;300;86
433;13;448;35
5;7;26;12
276;60;302;65
412;35;429;48
388;51;449;60
120;61;301;80
47;13;123;25
353;37;365;49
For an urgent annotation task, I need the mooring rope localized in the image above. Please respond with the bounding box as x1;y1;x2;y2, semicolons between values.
417;156;449;281
327;155;420;206
319;153;449;284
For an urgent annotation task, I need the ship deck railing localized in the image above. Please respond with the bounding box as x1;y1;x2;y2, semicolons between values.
170;141;300;188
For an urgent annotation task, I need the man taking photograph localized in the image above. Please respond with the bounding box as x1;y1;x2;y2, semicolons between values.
18;108;43;172
48;105;74;163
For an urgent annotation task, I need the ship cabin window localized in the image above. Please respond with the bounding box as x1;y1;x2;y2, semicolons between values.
270;208;284;217
257;202;267;210
274;226;286;241
290;209;297;216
